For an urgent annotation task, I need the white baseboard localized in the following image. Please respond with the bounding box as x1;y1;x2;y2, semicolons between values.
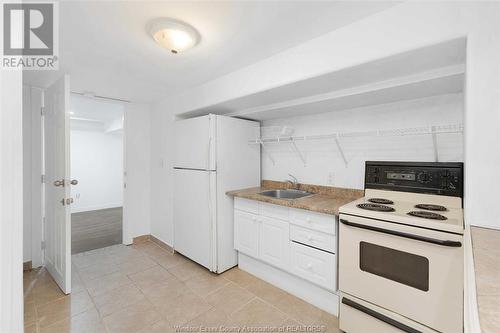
238;253;339;316
469;221;500;231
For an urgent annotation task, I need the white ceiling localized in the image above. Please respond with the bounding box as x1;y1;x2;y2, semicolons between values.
70;95;124;123
70;95;124;132
24;1;397;103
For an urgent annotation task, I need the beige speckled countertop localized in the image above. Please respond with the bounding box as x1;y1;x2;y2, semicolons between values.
226;180;364;215
471;226;500;333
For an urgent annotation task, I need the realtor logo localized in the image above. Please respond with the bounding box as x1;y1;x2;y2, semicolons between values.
2;2;58;69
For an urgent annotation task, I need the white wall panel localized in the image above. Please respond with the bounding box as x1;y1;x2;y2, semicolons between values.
0;69;24;333
150;102;174;246
123;103;152;243
70;130;123;213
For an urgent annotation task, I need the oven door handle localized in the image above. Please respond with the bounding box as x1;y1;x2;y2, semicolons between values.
339;219;462;247
341;297;422;333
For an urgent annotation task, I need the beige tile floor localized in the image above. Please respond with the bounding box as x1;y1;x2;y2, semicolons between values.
24;240;340;333
472;226;500;333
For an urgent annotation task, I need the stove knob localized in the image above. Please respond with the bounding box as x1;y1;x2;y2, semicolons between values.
417;172;430;183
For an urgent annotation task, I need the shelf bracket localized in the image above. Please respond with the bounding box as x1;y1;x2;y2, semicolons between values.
259;139;275;166
290;139;307;166
431;126;439;162
334;135;348;167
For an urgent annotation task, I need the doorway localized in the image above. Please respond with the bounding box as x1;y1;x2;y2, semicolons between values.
69;94;125;254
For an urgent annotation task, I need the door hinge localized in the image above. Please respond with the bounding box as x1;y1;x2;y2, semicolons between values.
41;174;45;183
41;241;46;250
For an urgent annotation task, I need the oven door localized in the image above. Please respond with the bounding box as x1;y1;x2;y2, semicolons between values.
338;214;463;333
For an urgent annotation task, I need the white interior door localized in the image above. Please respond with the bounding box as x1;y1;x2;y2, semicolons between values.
44;75;71;294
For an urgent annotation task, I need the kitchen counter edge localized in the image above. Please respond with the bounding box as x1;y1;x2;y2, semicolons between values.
226;186;363;216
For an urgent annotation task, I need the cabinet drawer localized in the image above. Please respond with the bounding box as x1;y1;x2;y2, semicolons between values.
290;242;336;291
290;209;336;234
234;197;259;215
290;225;336;253
260;202;289;221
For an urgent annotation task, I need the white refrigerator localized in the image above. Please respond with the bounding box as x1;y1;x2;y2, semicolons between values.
173;114;260;273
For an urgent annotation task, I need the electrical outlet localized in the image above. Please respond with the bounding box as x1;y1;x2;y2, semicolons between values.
328;172;335;185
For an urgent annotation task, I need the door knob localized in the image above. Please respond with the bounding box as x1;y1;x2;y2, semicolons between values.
54;179;65;187
70;179;78;185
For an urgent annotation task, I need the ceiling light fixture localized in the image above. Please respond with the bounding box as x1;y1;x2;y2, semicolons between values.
148;18;200;54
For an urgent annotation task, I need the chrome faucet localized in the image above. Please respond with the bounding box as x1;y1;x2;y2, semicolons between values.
286;174;299;190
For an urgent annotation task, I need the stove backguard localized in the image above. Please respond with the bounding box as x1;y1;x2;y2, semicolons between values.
364;161;463;198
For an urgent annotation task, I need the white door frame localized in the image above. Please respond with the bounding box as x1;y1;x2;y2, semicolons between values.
122;108;132;245
29;90;130;266
66;95;130;245
31;86;44;268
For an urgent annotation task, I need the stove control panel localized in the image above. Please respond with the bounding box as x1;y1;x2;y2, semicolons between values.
365;161;463;197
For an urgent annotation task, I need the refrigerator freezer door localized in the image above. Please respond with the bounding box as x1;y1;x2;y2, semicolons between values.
174;115;216;170
173;168;217;271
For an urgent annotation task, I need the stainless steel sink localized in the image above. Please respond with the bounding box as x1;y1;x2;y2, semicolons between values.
259;189;314;200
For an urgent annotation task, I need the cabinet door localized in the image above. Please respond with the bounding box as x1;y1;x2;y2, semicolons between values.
259;216;290;269
234;210;259;258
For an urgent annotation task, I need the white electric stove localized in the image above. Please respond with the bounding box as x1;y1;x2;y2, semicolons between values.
339;161;464;333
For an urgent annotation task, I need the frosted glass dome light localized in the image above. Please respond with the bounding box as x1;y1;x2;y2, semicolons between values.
148;18;200;54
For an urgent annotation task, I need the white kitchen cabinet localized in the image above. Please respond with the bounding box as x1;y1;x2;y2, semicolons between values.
260;202;289;221
290;224;336;253
234;210;259;258
234;197;259;215
259;216;289;269
290;208;336;234
290;241;336;291
233;197;337;292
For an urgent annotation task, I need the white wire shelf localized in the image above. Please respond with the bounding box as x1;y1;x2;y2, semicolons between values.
250;124;463;144
250;123;464;167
